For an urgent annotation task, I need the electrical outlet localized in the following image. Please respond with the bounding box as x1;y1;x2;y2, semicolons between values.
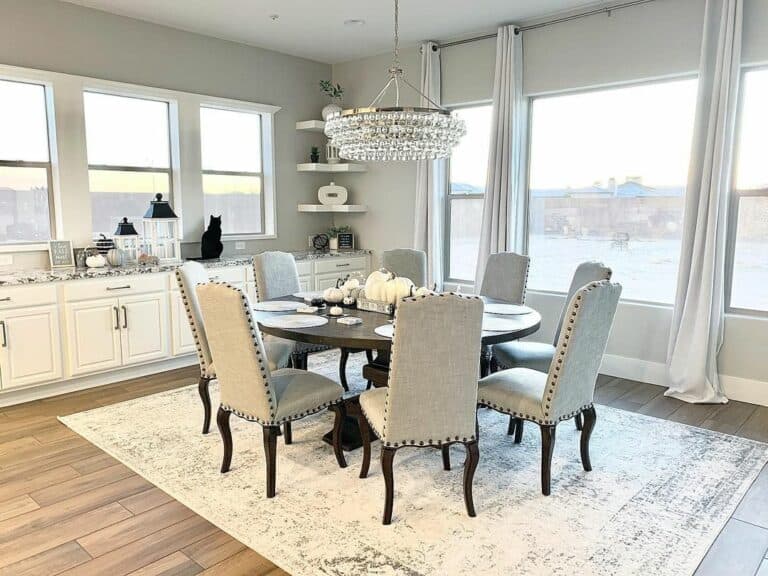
0;254;13;267
235;241;245;250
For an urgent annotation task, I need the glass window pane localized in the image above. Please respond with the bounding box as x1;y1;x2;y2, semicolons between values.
449;197;484;282
84;92;170;168
0;166;51;243
89;170;169;234
527;79;698;302
734;69;768;191
200;107;262;173
449;106;492;195
203;174;262;235
0;79;49;162
730;196;768;311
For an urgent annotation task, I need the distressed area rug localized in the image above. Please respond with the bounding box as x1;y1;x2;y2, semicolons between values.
61;351;768;576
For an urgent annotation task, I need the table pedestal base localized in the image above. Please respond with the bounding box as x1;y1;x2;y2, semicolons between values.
322;396;379;451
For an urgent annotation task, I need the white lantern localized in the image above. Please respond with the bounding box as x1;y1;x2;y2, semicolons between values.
113;217;140;264
141;194;180;262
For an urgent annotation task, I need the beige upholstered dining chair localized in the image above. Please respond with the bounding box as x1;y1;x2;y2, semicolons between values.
358;292;484;525
382;248;428;288
491;261;612;433
196;282;347;498
478;252;530;304
175;261;292;434
478;280;622;495
253;251;371;394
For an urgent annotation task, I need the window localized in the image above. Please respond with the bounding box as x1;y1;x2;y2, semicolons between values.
201;106;264;236
446;105;493;282
527;79;698;303
0;79;54;244
84;91;172;235
727;68;768;313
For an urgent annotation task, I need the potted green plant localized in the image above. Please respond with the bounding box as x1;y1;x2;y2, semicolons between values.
310;146;320;163
327;225;340;250
320;80;344;120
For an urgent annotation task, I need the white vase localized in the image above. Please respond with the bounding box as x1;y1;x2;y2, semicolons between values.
322;103;342;120
329;237;339;251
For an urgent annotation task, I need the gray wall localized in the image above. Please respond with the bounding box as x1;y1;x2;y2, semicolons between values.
331;0;768;399
0;0;333;267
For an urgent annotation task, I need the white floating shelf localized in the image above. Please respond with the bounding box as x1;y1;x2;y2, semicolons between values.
297;163;367;173
295;120;326;132
297;204;368;213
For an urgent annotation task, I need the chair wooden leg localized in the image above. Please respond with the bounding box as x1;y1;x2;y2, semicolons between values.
490;355;499;374
514;419;524;444
339;348;350;392
198;377;212;434
262;426;279;498
358;413;372;478
507;415;516;436
330;404;347;468
575;412;583;431
381;447;397;525
217;407;232;473
292;352;308;370
463;441;480;517
365;349;374;363
580;407;597;472
442;445;451;471
283;421;292;445
540;424;556;496
366;381;373;390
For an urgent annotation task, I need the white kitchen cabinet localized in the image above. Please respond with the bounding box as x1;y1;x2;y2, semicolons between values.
314;272;343;292
119;293;170;366
65;298;123;376
299;276;312;292
0;305;63;389
170;290;196;356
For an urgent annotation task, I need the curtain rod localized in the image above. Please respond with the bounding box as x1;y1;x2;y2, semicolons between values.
433;0;657;50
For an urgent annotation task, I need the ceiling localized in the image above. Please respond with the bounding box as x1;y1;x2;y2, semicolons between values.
60;0;604;64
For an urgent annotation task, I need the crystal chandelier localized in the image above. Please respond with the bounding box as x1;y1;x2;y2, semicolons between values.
324;0;466;162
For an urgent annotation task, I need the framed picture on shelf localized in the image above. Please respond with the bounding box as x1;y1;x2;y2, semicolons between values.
48;240;75;268
337;232;354;250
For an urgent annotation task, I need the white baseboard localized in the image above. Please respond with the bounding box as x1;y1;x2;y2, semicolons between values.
600;354;768;407
0;355;198;408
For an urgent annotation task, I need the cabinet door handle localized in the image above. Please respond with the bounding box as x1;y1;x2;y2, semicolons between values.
0;320;6;348
113;306;120;330
121;305;128;329
106;285;131;291
336;263;350;268
0;297;10;302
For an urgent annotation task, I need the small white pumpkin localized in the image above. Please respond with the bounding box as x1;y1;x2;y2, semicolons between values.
85;253;106;268
323;278;345;303
411;286;433;297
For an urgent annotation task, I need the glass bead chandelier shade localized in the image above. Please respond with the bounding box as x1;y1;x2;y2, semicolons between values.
324;0;466;162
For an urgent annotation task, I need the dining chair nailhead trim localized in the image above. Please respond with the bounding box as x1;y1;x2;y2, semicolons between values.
175;268;215;379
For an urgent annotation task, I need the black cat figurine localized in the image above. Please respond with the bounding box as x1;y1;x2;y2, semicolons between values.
201;215;224;260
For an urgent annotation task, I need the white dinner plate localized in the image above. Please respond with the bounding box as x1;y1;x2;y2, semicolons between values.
293;291;324;301
484;303;534;316
259;315;329;329
252;300;301;312
374;324;394;339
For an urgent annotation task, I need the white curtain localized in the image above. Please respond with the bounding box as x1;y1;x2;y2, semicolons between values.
666;0;742;403
413;41;446;288
474;25;527;290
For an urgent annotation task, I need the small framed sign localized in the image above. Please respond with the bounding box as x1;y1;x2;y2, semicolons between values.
337;232;354;250
48;240;75;268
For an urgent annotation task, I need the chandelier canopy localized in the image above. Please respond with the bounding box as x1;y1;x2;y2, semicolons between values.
324;0;466;162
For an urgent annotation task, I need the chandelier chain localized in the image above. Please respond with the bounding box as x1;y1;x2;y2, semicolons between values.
393;0;400;72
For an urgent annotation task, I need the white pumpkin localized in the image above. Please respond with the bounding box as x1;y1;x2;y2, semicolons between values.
383;276;414;304
342;277;360;291
411;286;433;297
323;285;345;303
364;269;393;301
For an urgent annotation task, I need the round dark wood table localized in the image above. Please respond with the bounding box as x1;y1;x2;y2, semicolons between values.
253;296;541;450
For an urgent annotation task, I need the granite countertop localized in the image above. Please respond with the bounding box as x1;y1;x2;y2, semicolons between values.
0;249;371;287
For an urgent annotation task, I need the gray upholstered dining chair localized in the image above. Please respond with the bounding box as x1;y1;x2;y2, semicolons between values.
478;280;622;495
478;251;530;304
357;292;484;525
253;251;371;395
175;261;292;434
491;261;612;433
196;282;347;498
382;248;428;288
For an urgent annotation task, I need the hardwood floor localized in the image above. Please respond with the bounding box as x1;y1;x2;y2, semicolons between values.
0;368;766;575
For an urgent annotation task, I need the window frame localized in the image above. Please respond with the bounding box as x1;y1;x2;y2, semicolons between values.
0;76;58;250
443;101;493;285
724;64;768;317
524;74;699;306
83;87;177;238
200;102;267;238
